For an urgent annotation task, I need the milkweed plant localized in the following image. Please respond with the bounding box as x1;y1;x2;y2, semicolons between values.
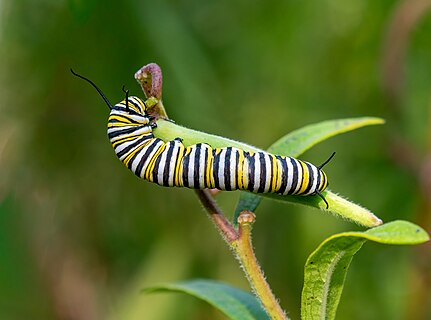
75;63;429;320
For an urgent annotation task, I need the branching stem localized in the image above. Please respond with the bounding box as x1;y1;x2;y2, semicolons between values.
195;190;238;243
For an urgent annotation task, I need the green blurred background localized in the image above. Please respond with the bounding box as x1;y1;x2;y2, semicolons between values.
1;0;430;319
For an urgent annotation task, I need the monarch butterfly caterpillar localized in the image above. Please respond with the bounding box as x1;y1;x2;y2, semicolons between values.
72;69;334;208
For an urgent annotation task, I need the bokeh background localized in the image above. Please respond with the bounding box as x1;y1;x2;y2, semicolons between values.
1;0;430;319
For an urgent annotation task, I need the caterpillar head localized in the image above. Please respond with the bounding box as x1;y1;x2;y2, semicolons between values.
111;96;149;120
107;96;154;152
107;97;153;135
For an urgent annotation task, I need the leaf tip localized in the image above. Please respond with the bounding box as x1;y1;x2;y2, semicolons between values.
372;117;386;125
372;216;384;227
325;192;383;227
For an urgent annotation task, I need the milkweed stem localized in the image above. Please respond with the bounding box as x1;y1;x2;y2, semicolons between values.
195;190;238;243
233;211;288;320
196;189;288;320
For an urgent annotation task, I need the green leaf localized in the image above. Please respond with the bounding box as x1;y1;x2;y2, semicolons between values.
267;117;384;156
301;220;430;320
144;279;270;320
234;117;384;226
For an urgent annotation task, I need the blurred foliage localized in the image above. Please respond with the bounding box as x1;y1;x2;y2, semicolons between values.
0;0;430;319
